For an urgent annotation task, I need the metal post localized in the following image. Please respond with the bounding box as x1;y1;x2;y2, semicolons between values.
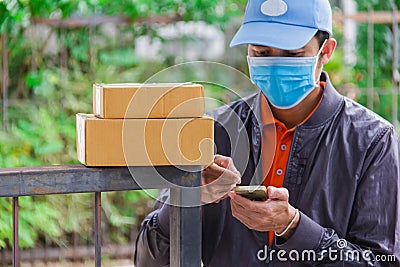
390;0;400;129
12;197;19;267
368;6;375;110
30;24;37;72
94;192;102;267
88;25;95;81
170;171;202;267
391;0;399;129
0;166;204;265
60;27;67;70
2;31;8;132
342;0;357;81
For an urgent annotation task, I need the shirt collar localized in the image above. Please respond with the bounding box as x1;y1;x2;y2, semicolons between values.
303;72;344;127
257;72;343;128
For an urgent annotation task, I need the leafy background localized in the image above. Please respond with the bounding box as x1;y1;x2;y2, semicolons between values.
0;0;399;257
0;0;249;252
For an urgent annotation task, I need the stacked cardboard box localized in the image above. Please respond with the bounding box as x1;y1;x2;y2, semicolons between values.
76;83;214;166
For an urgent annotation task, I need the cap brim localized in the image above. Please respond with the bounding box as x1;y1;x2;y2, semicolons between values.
230;22;318;50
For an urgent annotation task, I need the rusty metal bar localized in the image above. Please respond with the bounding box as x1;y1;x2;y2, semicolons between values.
367;6;375;110
333;11;400;24
95;192;102;267
12;197;19;267
32;12;400;27
32;15;182;29
0;244;136;264
0;165;200;197
0;165;203;266
170;171;202;267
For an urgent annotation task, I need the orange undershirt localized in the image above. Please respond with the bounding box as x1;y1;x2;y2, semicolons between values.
261;82;325;245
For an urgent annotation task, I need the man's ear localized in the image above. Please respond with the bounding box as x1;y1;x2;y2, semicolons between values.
321;38;337;65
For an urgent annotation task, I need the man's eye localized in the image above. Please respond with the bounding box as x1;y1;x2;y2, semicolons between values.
288;52;302;57
254;50;268;57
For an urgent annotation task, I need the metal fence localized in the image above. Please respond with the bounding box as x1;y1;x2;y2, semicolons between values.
0;165;202;267
334;3;400;129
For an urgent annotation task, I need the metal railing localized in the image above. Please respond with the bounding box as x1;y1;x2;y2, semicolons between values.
0;165;202;267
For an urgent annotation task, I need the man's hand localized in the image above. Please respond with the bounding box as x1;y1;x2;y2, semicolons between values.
201;155;241;204
228;186;299;240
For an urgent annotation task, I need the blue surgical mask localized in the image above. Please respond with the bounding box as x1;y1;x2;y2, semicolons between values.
247;43;325;109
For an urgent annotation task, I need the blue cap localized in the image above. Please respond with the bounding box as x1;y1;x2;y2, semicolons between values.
230;0;332;50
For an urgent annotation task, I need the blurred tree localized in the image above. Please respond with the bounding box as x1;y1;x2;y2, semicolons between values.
0;0;398;252
0;0;248;250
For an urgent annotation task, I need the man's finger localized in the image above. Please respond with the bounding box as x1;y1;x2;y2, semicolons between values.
231;201;256;227
228;192;263;211
214;155;231;168
214;155;241;176
203;163;226;176
202;163;241;184
267;186;289;201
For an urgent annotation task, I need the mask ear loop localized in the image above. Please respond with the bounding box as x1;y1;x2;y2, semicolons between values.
313;39;328;86
317;39;328;58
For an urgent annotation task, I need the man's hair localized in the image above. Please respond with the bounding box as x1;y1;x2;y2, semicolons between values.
315;30;330;48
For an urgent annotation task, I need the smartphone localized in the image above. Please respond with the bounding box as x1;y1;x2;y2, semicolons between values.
234;185;268;201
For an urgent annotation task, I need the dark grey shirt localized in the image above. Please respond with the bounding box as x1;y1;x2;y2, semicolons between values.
135;72;400;266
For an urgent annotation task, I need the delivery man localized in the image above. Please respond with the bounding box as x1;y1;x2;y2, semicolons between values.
135;0;400;265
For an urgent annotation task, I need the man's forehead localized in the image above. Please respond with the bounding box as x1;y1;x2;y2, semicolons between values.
248;45;302;51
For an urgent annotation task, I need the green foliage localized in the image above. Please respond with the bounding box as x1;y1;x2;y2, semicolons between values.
0;197;63;249
352;0;400;122
0;198;12;248
99;48;140;67
19;197;63;247
0;58;168;247
1;0;247;249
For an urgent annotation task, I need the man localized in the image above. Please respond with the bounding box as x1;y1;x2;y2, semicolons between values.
135;0;400;266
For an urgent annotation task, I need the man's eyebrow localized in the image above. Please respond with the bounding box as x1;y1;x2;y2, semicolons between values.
250;45;268;51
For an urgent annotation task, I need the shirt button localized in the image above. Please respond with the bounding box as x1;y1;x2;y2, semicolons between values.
281;144;287;151
278;126;283;131
276;169;283;176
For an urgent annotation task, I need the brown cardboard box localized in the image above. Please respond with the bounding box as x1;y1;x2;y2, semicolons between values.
93;83;205;119
76;113;214;166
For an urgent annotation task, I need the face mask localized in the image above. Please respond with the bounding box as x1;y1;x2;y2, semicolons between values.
247;42;326;109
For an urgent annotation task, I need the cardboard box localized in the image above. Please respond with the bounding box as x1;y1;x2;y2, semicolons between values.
93;83;205;119
76;114;214;166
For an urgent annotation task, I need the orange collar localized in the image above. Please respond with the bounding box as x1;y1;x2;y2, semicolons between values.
260;81;326;128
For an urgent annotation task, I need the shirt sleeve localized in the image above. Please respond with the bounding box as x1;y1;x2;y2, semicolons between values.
276;126;400;266
134;189;171;267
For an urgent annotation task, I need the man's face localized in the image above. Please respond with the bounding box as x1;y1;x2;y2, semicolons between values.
248;37;324;82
